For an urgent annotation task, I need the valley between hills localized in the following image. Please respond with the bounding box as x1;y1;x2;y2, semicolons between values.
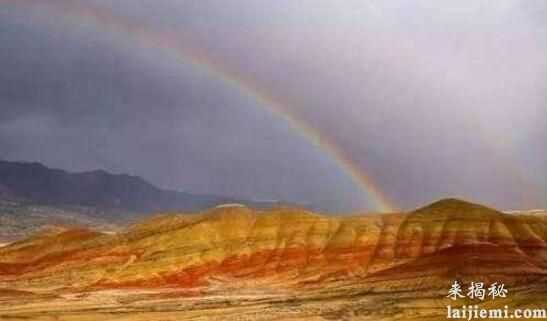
0;199;545;321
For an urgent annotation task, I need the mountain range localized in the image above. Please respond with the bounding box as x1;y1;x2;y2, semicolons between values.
0;159;241;214
0;159;283;241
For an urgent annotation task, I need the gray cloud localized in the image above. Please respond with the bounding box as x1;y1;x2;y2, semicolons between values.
0;0;545;211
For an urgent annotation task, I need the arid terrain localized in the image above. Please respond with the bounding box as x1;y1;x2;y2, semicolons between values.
0;199;545;320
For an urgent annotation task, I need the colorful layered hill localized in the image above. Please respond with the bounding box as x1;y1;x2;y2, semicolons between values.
0;199;544;294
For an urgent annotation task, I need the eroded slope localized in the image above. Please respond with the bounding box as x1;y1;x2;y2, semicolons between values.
0;199;544;293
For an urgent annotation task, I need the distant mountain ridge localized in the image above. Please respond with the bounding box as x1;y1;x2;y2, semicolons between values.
0;159;239;214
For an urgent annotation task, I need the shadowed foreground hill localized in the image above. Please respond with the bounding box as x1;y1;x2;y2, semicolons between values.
0;199;545;321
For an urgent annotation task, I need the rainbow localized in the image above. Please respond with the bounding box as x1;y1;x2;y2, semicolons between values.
2;0;396;212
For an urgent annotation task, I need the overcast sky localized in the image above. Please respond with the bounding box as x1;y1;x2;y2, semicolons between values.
0;0;545;212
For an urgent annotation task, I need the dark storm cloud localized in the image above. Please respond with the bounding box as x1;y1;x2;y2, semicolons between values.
0;6;366;212
1;0;545;211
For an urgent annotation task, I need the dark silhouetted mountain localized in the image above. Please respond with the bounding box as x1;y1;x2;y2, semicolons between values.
0;160;239;214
